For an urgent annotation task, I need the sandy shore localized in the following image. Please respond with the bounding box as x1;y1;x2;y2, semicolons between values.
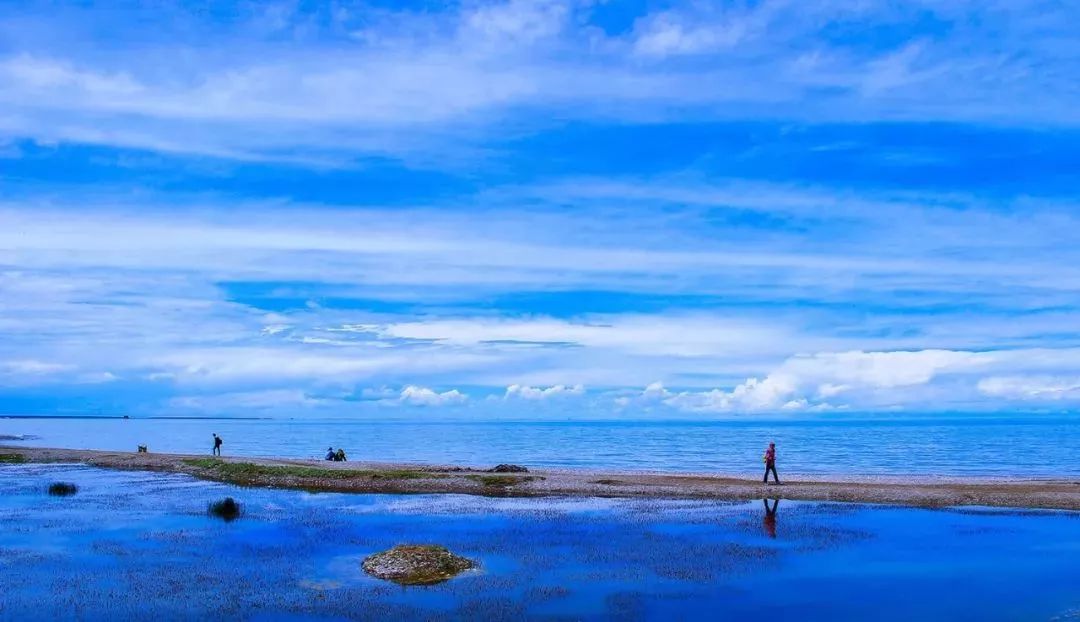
4;445;1079;510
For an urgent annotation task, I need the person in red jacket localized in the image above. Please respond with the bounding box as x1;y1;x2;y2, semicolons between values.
763;442;779;484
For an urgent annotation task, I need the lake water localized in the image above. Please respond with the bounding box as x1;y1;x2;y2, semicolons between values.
0;464;1078;620
2;416;1079;477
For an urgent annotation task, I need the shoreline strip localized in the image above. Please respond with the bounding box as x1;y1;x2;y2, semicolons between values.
3;445;1080;511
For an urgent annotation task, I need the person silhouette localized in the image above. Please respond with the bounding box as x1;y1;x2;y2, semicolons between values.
762;498;779;538
212;433;223;456
763;442;779;484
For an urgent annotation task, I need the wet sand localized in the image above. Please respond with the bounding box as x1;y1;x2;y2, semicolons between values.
4;445;1079;510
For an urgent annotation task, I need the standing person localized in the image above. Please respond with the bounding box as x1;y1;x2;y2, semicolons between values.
763;442;779;484
213;433;223;456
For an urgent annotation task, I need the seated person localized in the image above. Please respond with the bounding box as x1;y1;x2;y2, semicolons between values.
325;447;335;461
335;448;347;462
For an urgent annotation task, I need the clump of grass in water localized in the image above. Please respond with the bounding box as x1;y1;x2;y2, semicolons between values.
362;545;477;586
48;482;78;496
208;497;242;521
182;458;433;482
0;453;27;464
466;474;540;487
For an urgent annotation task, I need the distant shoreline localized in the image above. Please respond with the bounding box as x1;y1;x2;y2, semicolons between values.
0;415;272;420
4;445;1079;511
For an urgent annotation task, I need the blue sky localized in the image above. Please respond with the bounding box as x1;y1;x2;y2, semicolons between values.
0;0;1078;417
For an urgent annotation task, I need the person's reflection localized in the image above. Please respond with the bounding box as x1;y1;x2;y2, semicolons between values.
762;498;779;538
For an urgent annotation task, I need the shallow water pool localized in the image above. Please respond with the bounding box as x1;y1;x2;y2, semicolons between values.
0;464;1078;621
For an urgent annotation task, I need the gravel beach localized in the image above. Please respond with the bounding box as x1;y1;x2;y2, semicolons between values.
4;445;1079;510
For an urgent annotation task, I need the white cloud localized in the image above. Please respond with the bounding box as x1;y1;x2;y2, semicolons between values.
0;3;1077;420
632;9;748;58
0;359;118;386
633;349;997;413
784;349;992;388
75;372;118;384
977;376;1080;401
169;389;329;412
462;0;569;44
145;347;494;385
359;386;399;400
2;1;1079;161
504;383;584;400
0;189;1078;415
398;385;468;406
355;316;801;358
0;359;74;376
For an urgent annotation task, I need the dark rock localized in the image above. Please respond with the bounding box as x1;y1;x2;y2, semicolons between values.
208;497;242;521
488;464;528;473
48;482;78;496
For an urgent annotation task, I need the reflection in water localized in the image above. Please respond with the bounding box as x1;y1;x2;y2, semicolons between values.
3;466;1080;620
763;498;779;538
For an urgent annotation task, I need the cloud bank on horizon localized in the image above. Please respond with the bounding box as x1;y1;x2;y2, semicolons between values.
0;0;1078;417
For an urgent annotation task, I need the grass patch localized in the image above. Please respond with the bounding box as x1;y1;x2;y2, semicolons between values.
466;474;540;487
48;482;78;496
182;458;432;482
208;497;242;521
0;453;27;464
593;479;623;486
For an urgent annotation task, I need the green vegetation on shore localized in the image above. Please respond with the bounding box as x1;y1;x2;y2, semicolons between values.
182;458;434;482
0;453;27;464
466;474;540;487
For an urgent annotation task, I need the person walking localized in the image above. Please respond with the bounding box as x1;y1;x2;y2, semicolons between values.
763;442;779;484
212;433;223;456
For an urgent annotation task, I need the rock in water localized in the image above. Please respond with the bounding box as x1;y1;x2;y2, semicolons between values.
48;482;78;496
489;464;529;473
362;545;477;586
208;497;242;521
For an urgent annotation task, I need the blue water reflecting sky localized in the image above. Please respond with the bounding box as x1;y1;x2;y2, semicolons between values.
1;464;1078;620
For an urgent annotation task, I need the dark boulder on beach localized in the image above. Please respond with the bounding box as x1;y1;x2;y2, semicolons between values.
489;464;529;473
362;545;477;586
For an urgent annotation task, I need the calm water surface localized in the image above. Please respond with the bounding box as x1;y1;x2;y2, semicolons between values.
2;416;1079;476
0;464;1078;621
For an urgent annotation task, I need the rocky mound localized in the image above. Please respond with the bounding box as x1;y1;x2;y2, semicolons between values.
488;464;529;473
362;545;477;586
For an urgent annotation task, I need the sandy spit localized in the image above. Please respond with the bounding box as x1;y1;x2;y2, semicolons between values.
4;445;1080;510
